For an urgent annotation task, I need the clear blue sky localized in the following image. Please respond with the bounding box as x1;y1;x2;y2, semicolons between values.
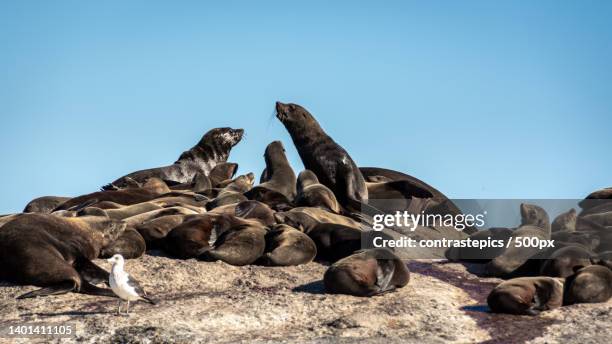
1;1;610;214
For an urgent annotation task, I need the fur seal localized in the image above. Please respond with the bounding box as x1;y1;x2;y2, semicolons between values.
551;208;577;232
275;102;368;212
100;228;146;259
485;204;551;277
294;170;341;214
564;265;612;305
247;141;296;200
164;215;213;259
199;216;267;266
234;200;276;227
324;248;410;297
308;223;393;263
122;206;198;227
24;196;72;214
55;178;171;211
487;277;564;315
135;214;189;249
168;172;212;193
104;127;244;189
258;224;317;266
539;245;595;278
0;214;125;298
205;174;255;210
275;207;362;232
209;162;239;187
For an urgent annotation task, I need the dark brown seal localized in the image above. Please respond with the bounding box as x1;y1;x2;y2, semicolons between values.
164;215;213;259
324;248;410;297
100;228;146;259
295;170;340;214
248;141;296;199
487;277;564;315
258;224;317;266
104;127;244;189
208;162;239;188
563;264;612;305
55;178;171;211
0;213;125;299
24;196;72;214
275;102;367;212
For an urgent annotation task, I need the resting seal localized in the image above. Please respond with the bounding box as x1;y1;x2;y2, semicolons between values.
0;213;125;299
295;170;341;214
104;127;244;189
55;178;171;211
200;216;267;266
564;265;612;305
324;248;410;297
275;102;367;212
164;215;213;259
24;196;72;214
258;224;317;266
487;277;564;315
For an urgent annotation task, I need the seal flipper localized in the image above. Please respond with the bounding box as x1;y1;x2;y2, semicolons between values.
74;258;110;286
375;259;396;293
16;281;77;299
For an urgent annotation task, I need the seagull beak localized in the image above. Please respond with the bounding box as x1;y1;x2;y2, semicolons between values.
106;258;114;263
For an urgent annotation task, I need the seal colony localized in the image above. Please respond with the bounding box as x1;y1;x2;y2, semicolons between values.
1;102;610;316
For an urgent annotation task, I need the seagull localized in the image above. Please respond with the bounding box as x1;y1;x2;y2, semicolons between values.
107;254;155;314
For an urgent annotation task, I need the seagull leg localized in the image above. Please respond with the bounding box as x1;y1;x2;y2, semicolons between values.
117;301;122;315
126;301;130;314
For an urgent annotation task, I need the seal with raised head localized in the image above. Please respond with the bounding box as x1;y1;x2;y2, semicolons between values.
485;203;551;277
563;264;612;305
250;141;296;198
245;141;296;210
275;102;367;212
103;127;244;189
0;213;125;298
294;170;341;214
487;277;564;315
324;248;410;297
258;224;317;266
551;208;577;232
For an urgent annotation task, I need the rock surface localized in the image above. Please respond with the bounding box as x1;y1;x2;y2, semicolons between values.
0;254;610;343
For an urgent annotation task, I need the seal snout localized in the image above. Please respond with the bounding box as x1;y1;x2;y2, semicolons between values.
275;101;288;121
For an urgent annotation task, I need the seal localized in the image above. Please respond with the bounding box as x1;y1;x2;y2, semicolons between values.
24;196;72;214
551;208;577;232
258;224;317;266
234;200;276;227
199;215;267;266
135;214;190;249
294;170;341;214
122;206;198;227
100;228;146;259
563;264;612;305
323;248;410;297
274;207;362;233
246;141;296;200
485;203;551;277
205;174;255;210
275;102;368;212
55;178;171;211
208;162;239;187
103;127;244;189
0;213;125;299
487;277;564;315
164;215;213;259
539;245;595;278
308;223;393;263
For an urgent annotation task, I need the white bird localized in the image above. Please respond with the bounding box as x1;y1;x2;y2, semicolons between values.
107;254;155;314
